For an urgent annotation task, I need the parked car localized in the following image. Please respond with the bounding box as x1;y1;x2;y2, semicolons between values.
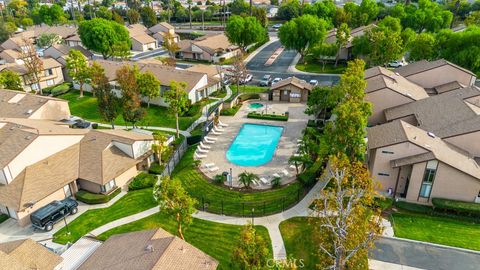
272;23;282;29
259;74;272;86
388;60;406;68
72;119;91;129
240;74;253;84
309;79;319;86
30;198;79;231
272;77;282;85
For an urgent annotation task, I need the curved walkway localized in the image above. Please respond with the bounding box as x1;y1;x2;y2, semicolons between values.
89;180;328;260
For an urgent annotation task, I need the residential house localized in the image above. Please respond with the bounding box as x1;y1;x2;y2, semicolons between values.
0;49;22;64
127;24;157;52
177;33;240;63
0;57;65;92
325;24;376;61
269;76;313;102
148;22;180;44
0;35;30;53
0;118;154;226
77;229;218;270
82;59;220;105
0;238;63;270
0;89;71;121
65;34;83;47
43;44;93;80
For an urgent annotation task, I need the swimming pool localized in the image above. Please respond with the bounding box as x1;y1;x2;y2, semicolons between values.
249;102;264;109
226;124;283;166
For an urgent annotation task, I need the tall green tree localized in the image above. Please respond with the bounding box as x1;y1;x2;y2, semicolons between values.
66;49;91;98
36;33;62;48
140;6;157;28
0;21;17;43
164;81;189;138
116;65;146;128
78;18;131;59
225;15;266;53
352;27;404;66
232;223;271;269
277;0;301;20
96;74;121;128
238;171;259;188
408;32;436;61
137;70;161;107
154;176;197;240
403;0;453;33
0;70;22;90
335;23;350;67
279;14;327;58
127;9;140;24
151;133;167;166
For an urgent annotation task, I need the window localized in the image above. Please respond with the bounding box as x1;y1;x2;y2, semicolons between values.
31;83;39;90
419;160;438;198
44;69;53;76
378;173;390;176
46;79;54;86
382;150;394;154
102;179;116;193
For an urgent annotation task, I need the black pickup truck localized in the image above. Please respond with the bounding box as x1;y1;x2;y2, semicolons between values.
30;198;78;231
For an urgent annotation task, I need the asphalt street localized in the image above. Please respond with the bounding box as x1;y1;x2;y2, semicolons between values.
371;237;480;270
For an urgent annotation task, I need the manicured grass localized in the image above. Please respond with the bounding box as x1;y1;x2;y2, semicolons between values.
296;62;347;74
0;214;8;224
97;211;272;270
59;91;201;130
280;217;320;269
231;85;268;94
391;211;480;251
53;188;157;244
171;146;305;216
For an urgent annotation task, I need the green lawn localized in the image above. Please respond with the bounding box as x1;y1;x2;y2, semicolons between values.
97;211;272;270
53;188;157;244
296;62;347;74
231;85;268;94
59;91;202;130
279;217;320;269
171;146;305;216
392;211;480;250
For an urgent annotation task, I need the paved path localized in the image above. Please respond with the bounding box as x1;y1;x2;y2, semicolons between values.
95;123;192;137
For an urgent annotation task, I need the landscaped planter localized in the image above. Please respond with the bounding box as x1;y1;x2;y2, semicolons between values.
247;112;289;121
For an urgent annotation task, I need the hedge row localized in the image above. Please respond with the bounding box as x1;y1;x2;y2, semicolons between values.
297;160;323;187
75;188;121;204
247;112;288;121
42;82;71;97
432;198;480;216
148;163;164;175
128;172;157;190
238;93;260;102
221;105;241;116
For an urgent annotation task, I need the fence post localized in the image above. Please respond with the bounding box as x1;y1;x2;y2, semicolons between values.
221;201;224;215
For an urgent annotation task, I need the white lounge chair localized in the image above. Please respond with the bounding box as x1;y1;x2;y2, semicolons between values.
204;136;218;142
197;147;209;154
282;169;290;177
297;139;303;143
214;126;225;132
218;121;229;127
195;152;207;159
200;141;212;149
209;166;219;172
260;177;269;185
273;173;281;178
212;129;223;135
204;162;215;168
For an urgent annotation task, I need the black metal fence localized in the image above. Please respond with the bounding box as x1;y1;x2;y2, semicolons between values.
160;139;188;177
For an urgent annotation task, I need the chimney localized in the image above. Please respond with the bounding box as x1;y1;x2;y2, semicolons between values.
145;244;154;252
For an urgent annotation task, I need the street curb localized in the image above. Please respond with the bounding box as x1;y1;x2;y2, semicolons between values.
244;37;279;64
381;236;480;255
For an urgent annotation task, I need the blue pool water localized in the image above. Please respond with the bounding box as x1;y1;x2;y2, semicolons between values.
226;124;284;166
249;102;264;109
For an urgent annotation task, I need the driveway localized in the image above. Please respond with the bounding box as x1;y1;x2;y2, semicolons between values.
371;237;480;270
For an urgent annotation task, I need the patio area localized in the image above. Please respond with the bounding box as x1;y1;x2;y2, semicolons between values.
196;100;311;189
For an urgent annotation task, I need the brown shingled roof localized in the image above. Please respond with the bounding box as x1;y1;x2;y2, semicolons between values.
270;76;313;91
394;59;476;77
78;229;218;270
0;239;63;270
0;89;69;119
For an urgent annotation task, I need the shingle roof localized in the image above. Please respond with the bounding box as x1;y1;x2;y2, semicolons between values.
78;229;218;270
148;22;174;34
364;66;428;100
0;57;62;75
179;33;237;55
45;44;93;59
270;76;313;91
394;59;476;77
22;24;78;39
128;24;156;44
0;89;69;119
0;239;63;270
384;86;480;138
0;49;20;61
367;120;408;149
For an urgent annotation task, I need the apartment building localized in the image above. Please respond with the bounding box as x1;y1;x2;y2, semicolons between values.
177;33;240;63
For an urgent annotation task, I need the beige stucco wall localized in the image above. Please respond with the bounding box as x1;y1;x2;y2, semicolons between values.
405;162;427;202
444;131;480;158
29;100;71;121
366;88;414;126
370;142;428;193
404;65;475;89
115;166;138;189
77;179;102;194
272;84;308;103
16;186;69;226
22;66;65;92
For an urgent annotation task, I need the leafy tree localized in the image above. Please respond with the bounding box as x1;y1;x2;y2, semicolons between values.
112;11;124;24
66;49;91;98
96;6;113;20
36;33;62;48
101;0;114;7
0;21;17;43
465;10;480;26
152;133;167;166
19;37;44;94
408;32;436;61
358;0;379;25
312;156;382;270
127;9;140;24
303;0;336;23
0;70;22;90
225;15;265;52
378;15;402;33
403;0;453;33
175;7;188;22
252;6;268;27
90;61;106;97
305;85;341;118
277;0;301;20
39;4;67;25
140;6;158;28
335;23;350;67
154;176;197;240
162;32;180;60
79;18;131;59
278;14;327;58
8;0;28;17
232;223;270;269
96;74;121;128
310;43;337;71
164;80;189;138
353;27;404;66
137;70;161;107
229;0;249;15
400;27;416;48
238;171;259;188
116;65;146;128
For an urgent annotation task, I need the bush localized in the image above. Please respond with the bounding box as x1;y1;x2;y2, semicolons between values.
43;82;71;96
148;163;164;175
238;93;260;102
432;198;480;217
213;174;225;184
184;103;202;117
394;201;433;214
297;160;323;187
374;197;394;211
187;134;202;145
75;188;121;204
247;112;288;121
128;172;157;190
221;105;241;116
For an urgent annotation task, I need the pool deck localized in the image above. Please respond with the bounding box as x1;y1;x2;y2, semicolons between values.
198;100;312;189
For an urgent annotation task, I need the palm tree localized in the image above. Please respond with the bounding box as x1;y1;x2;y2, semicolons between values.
271;176;281;188
151;133;167;166
238;171;259;188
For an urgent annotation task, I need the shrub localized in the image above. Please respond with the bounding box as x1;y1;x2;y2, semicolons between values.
271;176;281;188
128;172;157;190
432;198;480;217
374;197;394;211
213;174;225;184
187;135;202;145
75;188;121;204
247;112;288;121
394;201;433;214
297;160;323;187
184;103;202;117
149;163;164;175
221;105;241;116
238;93;260;102
50;83;71;96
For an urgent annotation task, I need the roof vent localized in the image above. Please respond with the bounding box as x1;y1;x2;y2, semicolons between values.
145;244;154;252
394;72;400;76
26;109;33;114
25;135;32;140
179;246;187;253
425;144;431;148
427;132;435;138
